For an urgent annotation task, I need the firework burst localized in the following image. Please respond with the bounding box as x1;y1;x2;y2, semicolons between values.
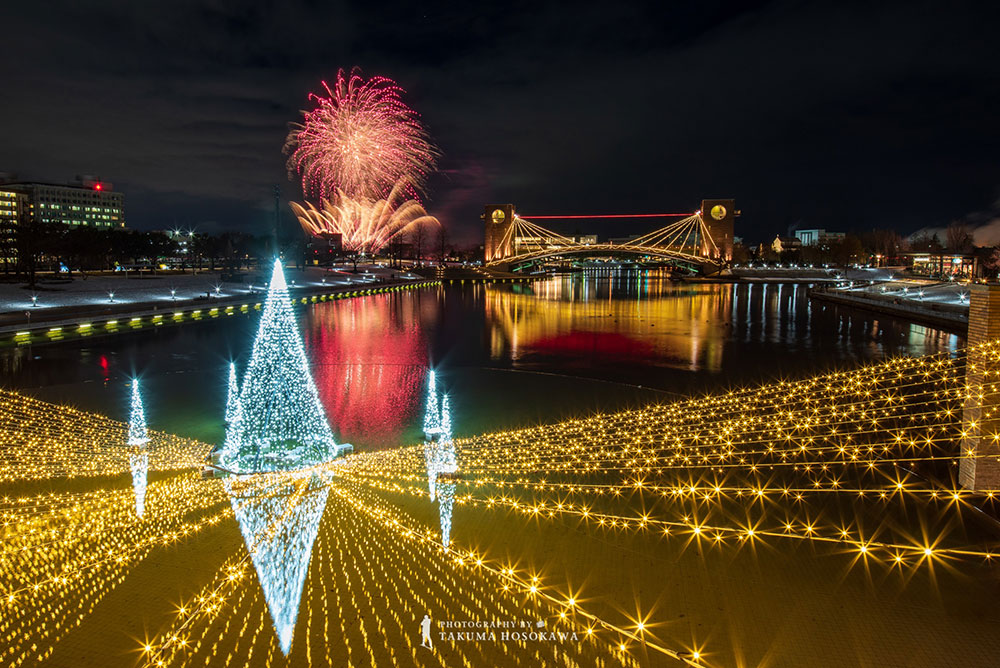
285;68;439;202
291;180;439;255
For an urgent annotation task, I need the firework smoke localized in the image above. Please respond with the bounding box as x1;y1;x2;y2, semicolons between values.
285;68;438;202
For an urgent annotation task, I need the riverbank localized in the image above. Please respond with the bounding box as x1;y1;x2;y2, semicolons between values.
0;265;421;314
809;281;969;333
731;266;897;282
0;273;441;346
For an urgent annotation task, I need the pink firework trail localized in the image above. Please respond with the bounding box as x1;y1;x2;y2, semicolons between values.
284;68;439;202
291;181;439;255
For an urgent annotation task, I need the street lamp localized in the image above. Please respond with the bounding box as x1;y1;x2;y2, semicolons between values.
31;294;38;308
108;291;115;303
170;288;177;300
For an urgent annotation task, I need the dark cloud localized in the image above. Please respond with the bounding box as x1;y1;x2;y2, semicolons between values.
2;0;998;244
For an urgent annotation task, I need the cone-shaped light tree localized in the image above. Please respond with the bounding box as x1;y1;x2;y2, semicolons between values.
421;370;458;546
224;362;240;425
221;259;339;472
226;478;328;654
422;370;441;439
439;393;452;439
438;478;455;547
127;378;149;446
129;453;148;518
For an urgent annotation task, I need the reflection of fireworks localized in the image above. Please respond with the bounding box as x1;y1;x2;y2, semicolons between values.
304;292;429;448
284;68;438;202
291;180;439;254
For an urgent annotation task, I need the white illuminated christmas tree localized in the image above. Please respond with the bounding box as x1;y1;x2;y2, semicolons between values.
422;370;457;546
224;362;240;425
127;378;149;446
422;370;441;438
221;259;338;473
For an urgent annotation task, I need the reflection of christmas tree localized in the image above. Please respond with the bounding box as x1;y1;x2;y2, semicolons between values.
129;453;148;518
422;370;457;546
221;259;339;473
226;477;328;655
127;379;149;446
437;479;455;547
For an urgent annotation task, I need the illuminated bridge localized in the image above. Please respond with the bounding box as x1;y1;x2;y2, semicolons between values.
483;199;737;274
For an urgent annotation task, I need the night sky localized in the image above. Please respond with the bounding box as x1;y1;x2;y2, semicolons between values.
2;1;998;245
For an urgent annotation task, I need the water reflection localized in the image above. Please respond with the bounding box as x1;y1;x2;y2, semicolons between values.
128;452;148;518
306;292;428;447
422;370;457;547
436;477;455;548
485;274;961;382
0;270;964;447
225;475;329;655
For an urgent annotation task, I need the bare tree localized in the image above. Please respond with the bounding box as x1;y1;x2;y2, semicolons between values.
909;232;942;252
15;209;47;288
436;225;448;264
393;232;408;268
829;235;865;267
982;247;1000;280
412;224;425;267
872;229;901;259
945;221;974;252
385;234;401;268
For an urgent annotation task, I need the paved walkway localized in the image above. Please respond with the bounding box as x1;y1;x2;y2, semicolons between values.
0;264;421;327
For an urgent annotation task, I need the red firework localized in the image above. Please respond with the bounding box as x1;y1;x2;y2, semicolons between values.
284;68;438;202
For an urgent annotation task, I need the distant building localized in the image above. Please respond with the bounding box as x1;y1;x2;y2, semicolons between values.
794;229;845;246
162;229;194;251
0;175;125;228
905;252;978;279
153;229;196;266
308;232;343;265
0;190;26;268
607;234;643;245
514;235;575;253
0;189;26;228
771;235;802;253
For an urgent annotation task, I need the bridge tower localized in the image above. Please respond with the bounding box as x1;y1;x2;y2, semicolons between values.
700;199;737;263
483;204;515;264
959;284;1000;491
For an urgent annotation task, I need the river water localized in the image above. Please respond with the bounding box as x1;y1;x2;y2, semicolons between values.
0;269;961;449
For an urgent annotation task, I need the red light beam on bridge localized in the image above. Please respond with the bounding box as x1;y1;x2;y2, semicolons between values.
518;212;694;220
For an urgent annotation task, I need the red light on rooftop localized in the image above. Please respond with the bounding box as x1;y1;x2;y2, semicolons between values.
94;183;103;191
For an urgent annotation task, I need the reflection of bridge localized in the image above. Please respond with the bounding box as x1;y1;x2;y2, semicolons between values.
483;199;737;274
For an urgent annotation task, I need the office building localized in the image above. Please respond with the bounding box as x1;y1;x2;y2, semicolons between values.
794;229;845;246
0;175;125;228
